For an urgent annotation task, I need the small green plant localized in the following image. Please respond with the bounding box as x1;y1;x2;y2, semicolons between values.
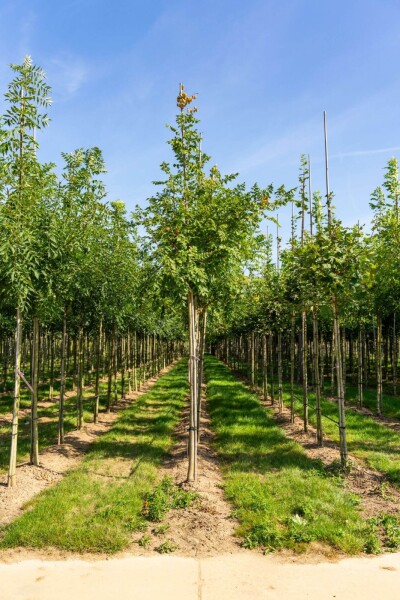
143;481;171;522
134;519;149;532
172;487;199;509
154;523;170;535
372;514;400;549
242;523;284;551
138;534;152;548
156;539;177;554
364;533;382;555
379;482;396;502
326;458;353;477
287;514;316;544
143;477;199;522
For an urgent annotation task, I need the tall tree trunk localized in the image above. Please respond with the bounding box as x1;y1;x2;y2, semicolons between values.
313;307;322;446
269;332;275;405
302;311;308;432
187;289;198;482
358;325;363;407
94;319;102;423
107;334;112;412
376;315;383;416
77;326;84;429
333;298;347;468
393;313;397;397
30;315;40;465
262;332;268;402
277;331;283;413
49;332;55;401
250;331;255;388
58;308;67;444
290;312;295;423
197;307;207;442
8;308;22;487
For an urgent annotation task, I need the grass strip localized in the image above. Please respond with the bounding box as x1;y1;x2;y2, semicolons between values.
280;381;400;486
0;360;188;553
0;377;122;473
206;356;379;554
344;382;400;421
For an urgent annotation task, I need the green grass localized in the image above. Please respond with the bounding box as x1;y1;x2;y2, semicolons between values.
206;356;379;554
280;382;400;486
0;370;137;473
344;382;400;420
0;360;188;553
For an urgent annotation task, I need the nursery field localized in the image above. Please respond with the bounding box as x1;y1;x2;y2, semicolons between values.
1;356;400;560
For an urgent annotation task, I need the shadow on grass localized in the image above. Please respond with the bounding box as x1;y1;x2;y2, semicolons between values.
205;356;378;555
0;359;189;554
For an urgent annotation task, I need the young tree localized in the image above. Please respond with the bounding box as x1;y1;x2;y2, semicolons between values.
137;86;273;481
0;56;52;486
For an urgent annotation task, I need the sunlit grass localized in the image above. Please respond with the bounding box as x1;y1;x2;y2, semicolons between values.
206;356;378;554
0;360;188;553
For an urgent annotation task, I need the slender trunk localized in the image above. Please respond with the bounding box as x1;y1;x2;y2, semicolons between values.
49;332;55;401
302;311;308;432
376;315;383;416
333;298;347;467
94;319;102;423
8;308;22;487
250;331;255;388
358;325;363;408
133;332;137;391
30;315;40;466
290;312;295;423
107;334;113;412
72;335;77;391
277;331;283;413
113;329;118;405
313;307;322;446
197;308;207;442
187;289;198;482
262;333;268;401
77;326;84;429
269;333;275;405
58;309;67;444
393;313;397;397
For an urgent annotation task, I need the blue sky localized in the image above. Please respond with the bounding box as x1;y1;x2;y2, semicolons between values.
1;0;400;245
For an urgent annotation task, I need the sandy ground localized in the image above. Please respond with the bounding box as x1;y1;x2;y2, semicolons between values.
0;364;174;526
1;552;400;600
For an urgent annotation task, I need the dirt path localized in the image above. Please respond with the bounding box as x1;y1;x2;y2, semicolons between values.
0;364;175;527
1;552;400;600
131;386;244;557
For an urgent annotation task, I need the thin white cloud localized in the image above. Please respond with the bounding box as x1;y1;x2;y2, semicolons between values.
50;57;88;97
331;146;400;160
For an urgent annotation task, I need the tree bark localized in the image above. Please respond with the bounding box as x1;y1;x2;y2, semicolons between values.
187;289;198;482
8;308;22;487
30;315;40;466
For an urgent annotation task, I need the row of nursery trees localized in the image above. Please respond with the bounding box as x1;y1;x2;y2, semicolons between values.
2;56;398;486
212;152;400;468
0;58;186;487
0;59;283;486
